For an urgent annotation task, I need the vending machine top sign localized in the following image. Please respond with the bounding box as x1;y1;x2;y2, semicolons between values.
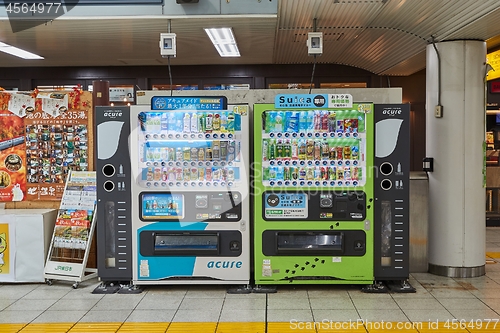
151;96;227;111
274;94;354;109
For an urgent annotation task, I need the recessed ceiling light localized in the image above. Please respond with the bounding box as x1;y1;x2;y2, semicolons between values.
0;42;44;60
204;27;240;57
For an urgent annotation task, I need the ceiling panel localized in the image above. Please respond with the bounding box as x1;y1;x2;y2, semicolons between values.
2;0;500;75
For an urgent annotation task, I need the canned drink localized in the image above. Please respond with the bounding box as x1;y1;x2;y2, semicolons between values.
344;168;351;180
337;166;344;180
344;119;352;133
352;167;358;180
146;167;153;181
205;147;212;161
175;167;183;181
212;168;221;181
329;146;336;160
183;168;190;181
262;140;269;161
351;119;359;133
336;146;343;160
176;148;183;161
161;148;168;161
306;140;314;160
299;167;306;180
190;167;198;180
276;139;283;160
306;167;314;180
283;166;290;181
198;147;205;161
205;113;213;133
220;141;228;161
154;167;161;181
298;139;306;160
212;141;220;161
336;120;344;133
321;140;329;160
321;167;328;180
227;167;235;181
183;147;191;161
268;167;277;180
328;111;336;132
314;141;321;160
206;167;212;181
314;166;321;180
343;146;351;160
328;166;336;180
168;167;176;181
191;147;198;161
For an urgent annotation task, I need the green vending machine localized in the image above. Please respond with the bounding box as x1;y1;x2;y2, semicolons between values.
253;94;374;285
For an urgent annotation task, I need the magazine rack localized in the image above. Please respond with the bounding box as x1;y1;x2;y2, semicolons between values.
43;171;98;288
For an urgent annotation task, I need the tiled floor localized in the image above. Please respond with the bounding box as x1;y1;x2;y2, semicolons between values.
1;228;500;332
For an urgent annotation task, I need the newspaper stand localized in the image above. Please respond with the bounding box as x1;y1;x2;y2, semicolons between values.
44;171;98;288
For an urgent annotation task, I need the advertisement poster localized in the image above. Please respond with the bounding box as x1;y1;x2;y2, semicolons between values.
0;105;27;202
0;88;91;201
24;90;91;201
0;221;15;281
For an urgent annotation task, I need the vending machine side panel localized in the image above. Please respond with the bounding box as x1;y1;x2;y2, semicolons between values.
374;104;410;280
95;106;133;281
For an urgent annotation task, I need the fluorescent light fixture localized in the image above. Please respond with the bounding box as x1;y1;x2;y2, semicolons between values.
0;42;44;60
204;27;240;57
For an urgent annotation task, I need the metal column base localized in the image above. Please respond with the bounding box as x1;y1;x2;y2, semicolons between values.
428;263;485;278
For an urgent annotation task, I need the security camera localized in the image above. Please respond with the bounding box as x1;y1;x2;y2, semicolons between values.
159;33;176;58
307;32;323;56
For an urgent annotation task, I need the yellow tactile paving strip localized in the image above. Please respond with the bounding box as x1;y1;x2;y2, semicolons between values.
116;322;170;333
486;252;500;259
16;323;74;333
1;322;500;333
67;323;122;333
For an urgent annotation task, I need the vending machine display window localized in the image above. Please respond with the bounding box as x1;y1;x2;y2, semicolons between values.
136;110;242;189
260;109;367;188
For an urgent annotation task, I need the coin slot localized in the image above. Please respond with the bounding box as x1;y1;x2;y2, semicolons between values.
102;164;116;177
103;180;115;192
381;179;392;190
380;162;393;176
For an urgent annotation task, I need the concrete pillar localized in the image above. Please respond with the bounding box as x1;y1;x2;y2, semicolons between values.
426;40;486;277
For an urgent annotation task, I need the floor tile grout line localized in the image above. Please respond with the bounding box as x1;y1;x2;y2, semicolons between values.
265;292;268;333
117;286;148;332
452;274;500;318
213;291;227;333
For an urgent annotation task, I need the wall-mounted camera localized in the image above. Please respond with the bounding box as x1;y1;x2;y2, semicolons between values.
159;33;176;58
307;32;323;56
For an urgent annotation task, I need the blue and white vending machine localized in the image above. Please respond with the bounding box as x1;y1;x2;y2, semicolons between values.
129;96;250;285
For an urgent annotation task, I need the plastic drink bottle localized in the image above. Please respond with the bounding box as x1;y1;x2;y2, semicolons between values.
275;112;283;132
183;113;191;133
191;113;198;133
